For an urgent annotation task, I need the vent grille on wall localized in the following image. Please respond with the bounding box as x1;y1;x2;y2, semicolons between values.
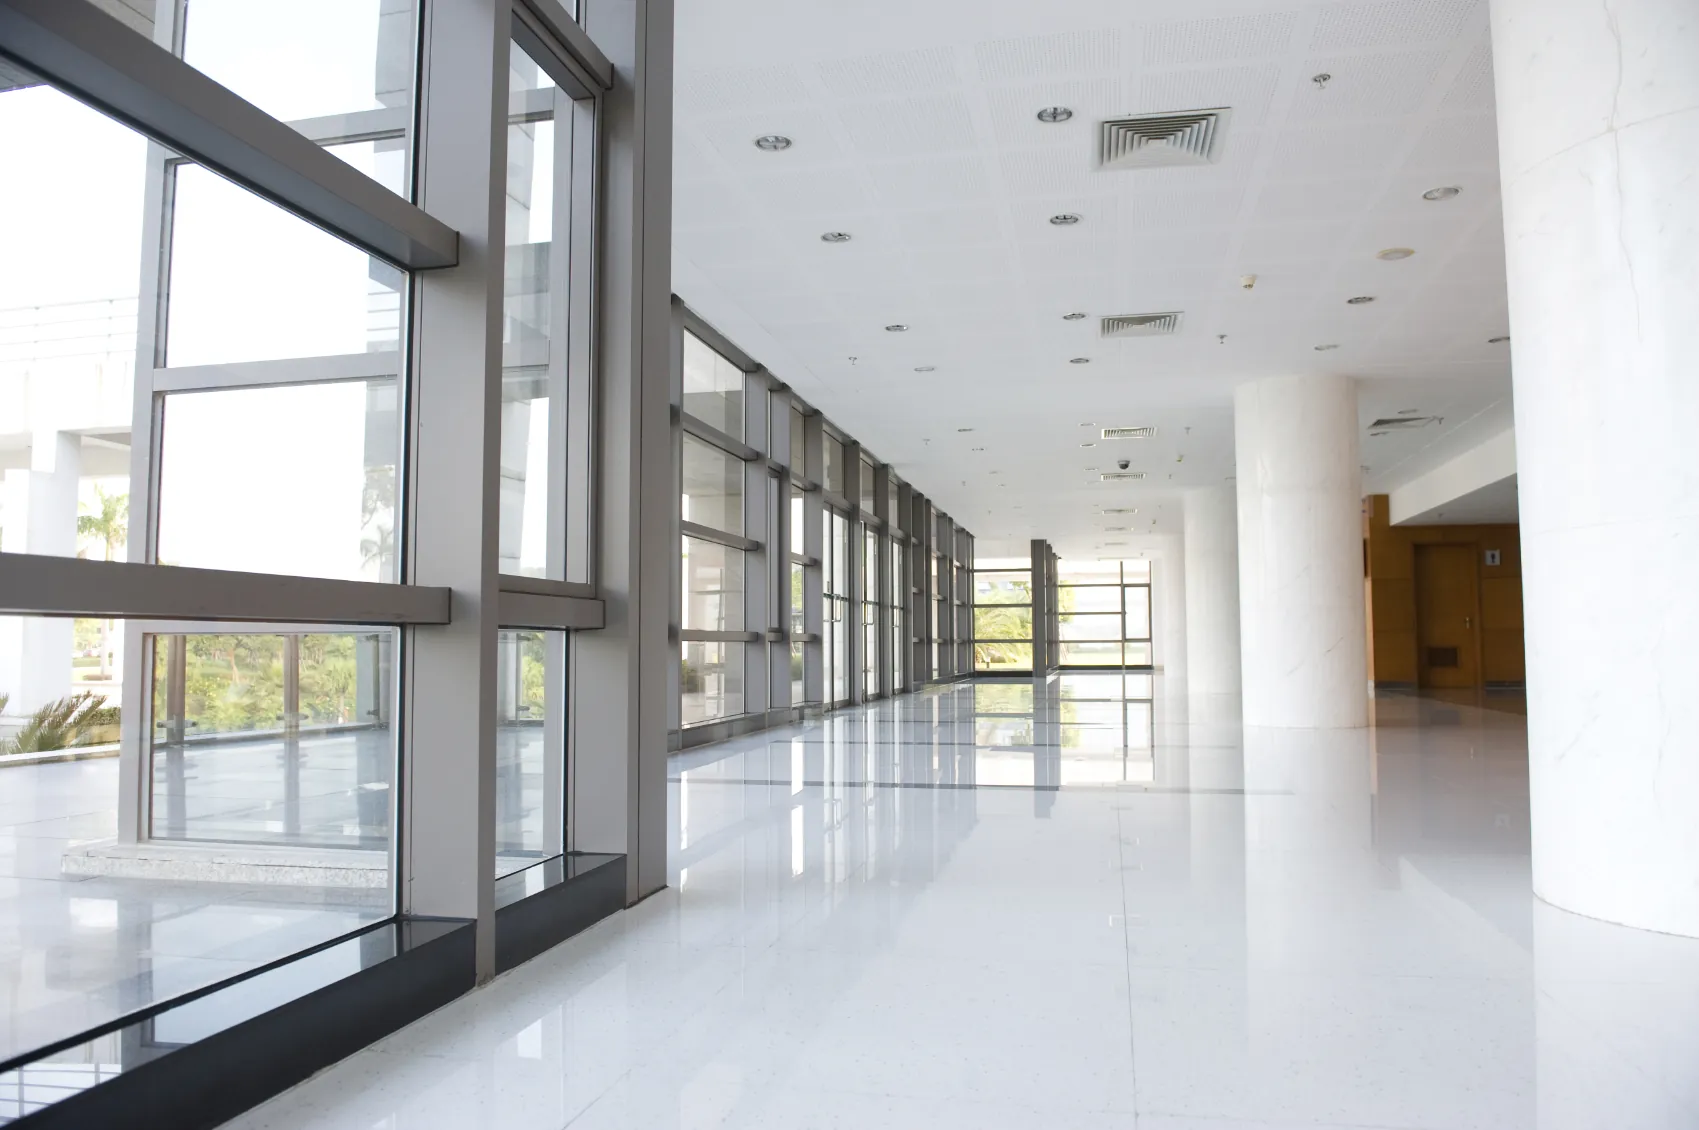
1100;108;1231;169
1099;472;1146;481
1368;416;1442;430
1102;312;1183;337
1102;426;1158;439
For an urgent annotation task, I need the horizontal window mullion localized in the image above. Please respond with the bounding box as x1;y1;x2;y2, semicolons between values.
497;590;605;630
680;412;758;461
0;555;449;625
682;522;758;553
285;107;411;146
151;351;400;392
678;629;759;643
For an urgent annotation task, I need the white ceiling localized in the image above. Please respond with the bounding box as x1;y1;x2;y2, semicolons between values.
1396;472;1517;525
671;0;1513;559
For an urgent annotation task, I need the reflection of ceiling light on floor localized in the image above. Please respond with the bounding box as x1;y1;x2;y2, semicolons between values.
1050;213;1082;226
753;135;792;151
820;231;851;243
1376;247;1415;260
1036;106;1073;123
1423;185;1461;201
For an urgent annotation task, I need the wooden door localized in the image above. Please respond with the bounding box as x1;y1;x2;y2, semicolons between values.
1415;544;1480;688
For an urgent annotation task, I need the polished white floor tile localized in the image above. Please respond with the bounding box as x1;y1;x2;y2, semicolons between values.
222;682;1699;1130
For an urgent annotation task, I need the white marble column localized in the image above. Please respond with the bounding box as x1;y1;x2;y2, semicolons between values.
1183;482;1241;705
1492;0;1699;936
1233;374;1367;729
0;431;82;716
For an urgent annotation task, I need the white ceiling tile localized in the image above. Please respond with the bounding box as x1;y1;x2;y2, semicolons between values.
893;205;1009;248
833;94;980;157
864;154;997;206
744;167;875;216
673;179;757;231
1289;51;1449;120
1441;41;1495;113
676;66;814;118
1263;121;1410;180
1251;176;1385;223
1400;112;1501;174
694;112;848;167
973;30;1123;82
1140;12;1298;66
1135;65;1281;127
816;47;963;98
1310;0;1481;52
997;147;1106;197
983;79;1124;146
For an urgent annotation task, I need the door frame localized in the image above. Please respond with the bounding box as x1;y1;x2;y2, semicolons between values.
1413;540;1486;689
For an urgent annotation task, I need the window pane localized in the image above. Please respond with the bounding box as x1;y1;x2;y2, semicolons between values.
682;537;745;632
149;630;396;852
682;433;743;535
974;642;1032;672
156;380;399;581
864;527;879;601
182;0;415;136
859;456;876;512
975;571;1031;605
1060;560;1121;584
682;330;745;440
166;163;402;366
681;641;743;725
790;408;805;472
496;630;564;877
1124;559;1153;583
1060;613;1122;641
887;481;900;527
789;561;805;635
828;512;849;596
790;640;804;704
890;607;904;687
1;87;144;529
499;44;566;579
1059;641;1123;667
974;606;1032;641
823;435;844;496
1125;587;1152;639
1057;585;1120;613
1124;641;1153;665
789;486;804;555
862;602;877;697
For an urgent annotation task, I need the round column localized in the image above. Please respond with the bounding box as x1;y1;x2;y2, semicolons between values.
1183;482;1241;704
1233;374;1367;729
1493;0;1699;935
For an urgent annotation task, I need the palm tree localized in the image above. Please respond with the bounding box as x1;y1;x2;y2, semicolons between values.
77;488;128;678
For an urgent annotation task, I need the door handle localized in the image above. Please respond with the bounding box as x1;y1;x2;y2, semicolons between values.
1464;616;1472;629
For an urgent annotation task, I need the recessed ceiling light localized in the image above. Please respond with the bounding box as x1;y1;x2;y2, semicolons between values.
753;134;792;151
1396;408;1420;415
1488;335;1510;344
957;427;974;433
1080;442;1096;448
820;231;852;243
913;365;935;372
1314;344;1339;351
1063;312;1088;321
885;324;909;332
1079;421;1095;427
1036;106;1073;123
1376;247;1415;260
1422;185;1461;201
970;446;985;451
1050;213;1082;226
1069;357;1091;364
1346;296;1376;305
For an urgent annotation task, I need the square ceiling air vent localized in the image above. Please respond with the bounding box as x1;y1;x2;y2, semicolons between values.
1099;471;1146;482
1102;426;1157;439
1367;416;1442;430
1102;312;1183;337
1100;108;1231;170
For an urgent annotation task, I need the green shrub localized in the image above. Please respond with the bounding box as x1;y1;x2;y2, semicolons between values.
1;692;120;754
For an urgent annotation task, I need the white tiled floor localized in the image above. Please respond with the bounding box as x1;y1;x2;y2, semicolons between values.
223;677;1699;1129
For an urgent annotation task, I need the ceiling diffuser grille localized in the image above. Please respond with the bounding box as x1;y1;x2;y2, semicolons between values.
1102;426;1157;439
1102;312;1183;337
1099;471;1146;482
1367;416;1442;430
1101;507;1138;514
1100;108;1231;169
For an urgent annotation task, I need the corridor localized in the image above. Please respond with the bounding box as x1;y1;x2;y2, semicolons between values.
224;677;1699;1129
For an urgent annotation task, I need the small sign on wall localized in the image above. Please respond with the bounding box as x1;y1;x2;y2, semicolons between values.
1484;549;1502;567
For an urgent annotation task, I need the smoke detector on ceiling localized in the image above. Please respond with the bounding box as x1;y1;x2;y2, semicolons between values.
1099;108;1231;170
1102;312;1183;338
1101;426;1157;439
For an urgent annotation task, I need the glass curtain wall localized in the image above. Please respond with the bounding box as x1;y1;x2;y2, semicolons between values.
1057;560;1155;667
973;558;1034;672
824;509;851;706
679;356;750;726
0;0;611;1078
